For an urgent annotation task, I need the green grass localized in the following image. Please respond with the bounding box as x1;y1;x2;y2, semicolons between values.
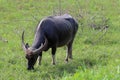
0;0;120;80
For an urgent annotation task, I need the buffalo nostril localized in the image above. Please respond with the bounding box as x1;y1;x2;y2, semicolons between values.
27;67;34;70
27;67;31;70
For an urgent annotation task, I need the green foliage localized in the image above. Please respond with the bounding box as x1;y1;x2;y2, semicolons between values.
0;0;120;80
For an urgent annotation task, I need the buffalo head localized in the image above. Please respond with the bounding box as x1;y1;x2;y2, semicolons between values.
22;31;47;70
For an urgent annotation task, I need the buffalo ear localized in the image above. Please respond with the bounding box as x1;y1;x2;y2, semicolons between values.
25;43;30;49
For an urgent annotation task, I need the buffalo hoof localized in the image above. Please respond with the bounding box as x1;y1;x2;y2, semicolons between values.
69;55;73;59
65;58;68;63
52;62;56;65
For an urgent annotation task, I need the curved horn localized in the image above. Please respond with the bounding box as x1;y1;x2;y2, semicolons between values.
32;37;48;54
22;31;27;51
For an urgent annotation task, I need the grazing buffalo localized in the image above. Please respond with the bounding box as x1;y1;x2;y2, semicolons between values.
22;14;78;70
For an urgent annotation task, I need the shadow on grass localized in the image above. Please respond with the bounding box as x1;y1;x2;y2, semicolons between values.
31;54;109;80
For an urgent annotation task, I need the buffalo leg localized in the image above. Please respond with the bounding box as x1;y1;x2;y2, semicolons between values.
38;52;42;65
65;42;73;62
68;43;72;59
51;47;56;65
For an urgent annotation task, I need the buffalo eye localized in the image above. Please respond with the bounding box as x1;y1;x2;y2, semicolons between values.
25;43;29;49
25;54;32;59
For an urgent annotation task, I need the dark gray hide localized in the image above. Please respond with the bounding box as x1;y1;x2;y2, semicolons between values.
22;14;78;70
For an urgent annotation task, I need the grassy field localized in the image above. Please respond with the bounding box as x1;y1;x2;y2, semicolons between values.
0;0;120;80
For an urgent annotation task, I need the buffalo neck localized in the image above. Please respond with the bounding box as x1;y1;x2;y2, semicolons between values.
31;30;45;49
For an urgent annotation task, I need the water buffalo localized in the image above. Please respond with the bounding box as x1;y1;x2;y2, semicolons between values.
22;14;78;70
